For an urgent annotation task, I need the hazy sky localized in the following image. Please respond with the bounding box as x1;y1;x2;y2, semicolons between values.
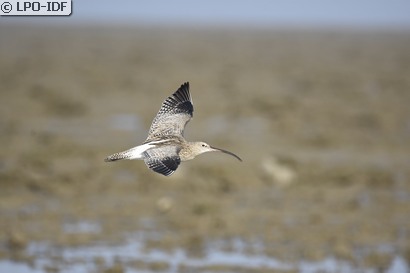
76;0;410;28
3;0;410;28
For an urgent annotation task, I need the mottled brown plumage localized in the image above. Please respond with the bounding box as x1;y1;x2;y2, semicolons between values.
105;82;241;176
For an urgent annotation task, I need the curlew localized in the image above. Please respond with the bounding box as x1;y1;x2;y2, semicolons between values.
104;82;242;176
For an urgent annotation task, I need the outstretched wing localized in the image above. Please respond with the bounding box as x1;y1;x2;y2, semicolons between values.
143;146;181;176
145;82;193;142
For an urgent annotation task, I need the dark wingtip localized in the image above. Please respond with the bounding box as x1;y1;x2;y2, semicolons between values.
181;82;189;89
166;82;193;116
175;82;190;99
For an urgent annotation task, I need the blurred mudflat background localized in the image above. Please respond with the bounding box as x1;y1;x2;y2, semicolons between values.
0;24;409;272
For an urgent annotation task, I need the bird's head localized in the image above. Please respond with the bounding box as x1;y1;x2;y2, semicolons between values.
191;141;242;161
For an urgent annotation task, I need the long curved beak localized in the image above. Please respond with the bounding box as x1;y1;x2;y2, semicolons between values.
210;146;242;161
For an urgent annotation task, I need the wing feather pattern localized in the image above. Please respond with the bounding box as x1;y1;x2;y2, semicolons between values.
143;146;181;176
145;82;193;142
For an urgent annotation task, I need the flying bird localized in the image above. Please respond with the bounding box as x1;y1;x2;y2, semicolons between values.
104;82;242;176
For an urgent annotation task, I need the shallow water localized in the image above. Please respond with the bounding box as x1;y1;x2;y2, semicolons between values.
1;231;408;273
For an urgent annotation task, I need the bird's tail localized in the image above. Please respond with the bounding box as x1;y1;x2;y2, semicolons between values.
104;151;132;162
104;144;150;162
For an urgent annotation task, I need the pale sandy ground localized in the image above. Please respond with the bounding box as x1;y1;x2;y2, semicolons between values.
0;25;409;272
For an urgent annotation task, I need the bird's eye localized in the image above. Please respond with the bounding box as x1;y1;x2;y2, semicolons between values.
201;144;207;147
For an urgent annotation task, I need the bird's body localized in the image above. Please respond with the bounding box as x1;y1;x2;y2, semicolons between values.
105;82;241;176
